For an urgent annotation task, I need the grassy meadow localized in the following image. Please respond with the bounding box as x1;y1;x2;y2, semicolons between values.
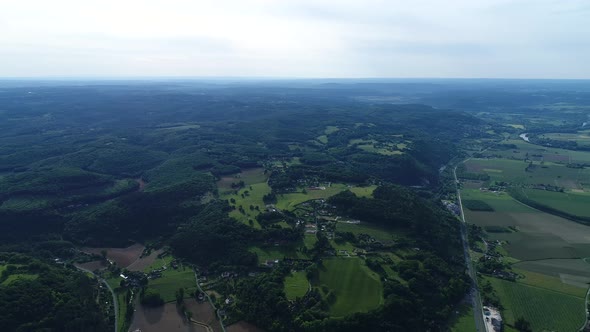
315;258;383;317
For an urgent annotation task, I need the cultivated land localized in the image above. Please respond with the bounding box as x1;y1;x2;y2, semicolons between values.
83;243;145;268
459;133;590;331
487;277;585;332
314;257;383;317
519;188;590;217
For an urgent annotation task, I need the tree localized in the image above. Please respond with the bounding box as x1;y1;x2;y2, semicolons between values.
514;317;532;332
100;250;107;261
176;288;185;304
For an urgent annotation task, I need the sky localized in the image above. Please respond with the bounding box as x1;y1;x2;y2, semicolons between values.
1;0;589;78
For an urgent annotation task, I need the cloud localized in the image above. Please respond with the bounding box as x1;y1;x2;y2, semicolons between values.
0;0;588;78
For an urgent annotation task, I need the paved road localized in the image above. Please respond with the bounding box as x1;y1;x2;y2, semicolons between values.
75;265;119;332
453;165;488;332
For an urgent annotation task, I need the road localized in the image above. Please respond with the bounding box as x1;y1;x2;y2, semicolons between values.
75;265;119;332
194;271;227;332
453;165;488;332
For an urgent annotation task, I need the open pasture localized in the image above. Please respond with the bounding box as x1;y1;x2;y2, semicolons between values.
217;168;270;228
487;277;585;332
249;246;308;264
284;271;309;300
275;184;375;211
315;257;383;317
147;267;197;303
335;221;394;242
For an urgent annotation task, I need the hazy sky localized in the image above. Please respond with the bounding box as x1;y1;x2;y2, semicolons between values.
1;0;589;78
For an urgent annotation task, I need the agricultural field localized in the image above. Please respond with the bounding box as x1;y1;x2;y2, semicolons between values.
480;138;590;165
82;243;145;268
464;157;590;189
519;188;590;218
513;268;588;297
486;277;585;332
314;257;383;317
284;271;309;300
540;132;590;145
513;259;590;288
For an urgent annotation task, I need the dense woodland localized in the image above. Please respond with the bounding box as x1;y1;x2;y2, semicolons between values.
2;80;588;331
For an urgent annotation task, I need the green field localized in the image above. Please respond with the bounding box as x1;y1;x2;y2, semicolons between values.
1;273;38;286
284;271;309;300
249;246;308;264
449;305;476;332
487;277;585;332
335;222;394;242
105;276;129;332
315;258;383;317
461;189;531;212
540;132;590;145
218;168;271;228
514;268;587;297
275;184;376;211
464;157;590;189
520;188;590;218
147;267;197;303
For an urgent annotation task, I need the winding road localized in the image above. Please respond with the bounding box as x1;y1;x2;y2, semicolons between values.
453;165;488;332
75;265;119;332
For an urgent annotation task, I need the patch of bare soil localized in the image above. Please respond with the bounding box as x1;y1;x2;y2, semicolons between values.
127;249;164;272
75;260;107;272
82;243;145;268
129;302;205;332
226;321;264;332
184;299;223;332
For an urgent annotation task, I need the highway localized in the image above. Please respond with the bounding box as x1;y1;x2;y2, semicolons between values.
454;165;488;332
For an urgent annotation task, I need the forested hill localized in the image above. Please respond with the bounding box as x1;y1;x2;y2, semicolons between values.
0;83;485;246
0;81;483;332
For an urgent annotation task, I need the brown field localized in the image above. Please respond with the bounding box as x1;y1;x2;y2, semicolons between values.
184;299;223;332
130;299;221;332
82;243;145;268
75;260;107;272
226;321;264;332
129;302;204;332
127;249;164;272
